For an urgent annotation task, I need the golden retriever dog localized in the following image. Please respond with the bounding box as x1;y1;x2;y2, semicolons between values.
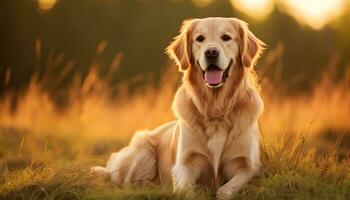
92;17;265;199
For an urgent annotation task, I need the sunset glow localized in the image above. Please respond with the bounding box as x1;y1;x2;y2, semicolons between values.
279;0;347;30
229;0;348;29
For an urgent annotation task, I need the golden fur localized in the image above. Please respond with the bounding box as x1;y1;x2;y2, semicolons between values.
92;17;265;199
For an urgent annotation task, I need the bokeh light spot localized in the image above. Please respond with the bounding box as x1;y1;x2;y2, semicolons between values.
38;0;57;11
191;0;213;7
279;0;347;30
230;0;274;20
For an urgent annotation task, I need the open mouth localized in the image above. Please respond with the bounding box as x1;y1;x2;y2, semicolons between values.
201;59;232;88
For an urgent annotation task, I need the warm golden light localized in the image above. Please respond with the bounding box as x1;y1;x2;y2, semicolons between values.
38;0;57;11
230;0;274;20
191;0;213;7
279;0;347;30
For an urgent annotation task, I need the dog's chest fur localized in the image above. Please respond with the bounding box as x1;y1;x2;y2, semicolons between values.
204;120;230;184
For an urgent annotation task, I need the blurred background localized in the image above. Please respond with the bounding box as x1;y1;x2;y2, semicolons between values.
1;0;350;93
0;0;349;161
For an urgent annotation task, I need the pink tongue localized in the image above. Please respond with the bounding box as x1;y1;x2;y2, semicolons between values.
204;70;223;85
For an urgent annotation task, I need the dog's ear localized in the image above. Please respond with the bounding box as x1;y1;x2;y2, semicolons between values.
166;19;196;71
234;19;266;68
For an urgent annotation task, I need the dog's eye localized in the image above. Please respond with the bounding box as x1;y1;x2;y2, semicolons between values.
222;34;232;41
196;35;205;42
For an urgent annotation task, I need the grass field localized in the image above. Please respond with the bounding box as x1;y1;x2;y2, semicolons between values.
1;49;350;199
1;127;349;200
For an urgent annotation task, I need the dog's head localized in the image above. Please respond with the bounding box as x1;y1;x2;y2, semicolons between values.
166;17;265;88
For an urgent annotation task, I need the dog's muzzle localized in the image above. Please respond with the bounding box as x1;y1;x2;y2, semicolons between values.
200;59;233;88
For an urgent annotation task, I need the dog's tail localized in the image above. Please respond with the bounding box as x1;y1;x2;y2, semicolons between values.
91;166;109;177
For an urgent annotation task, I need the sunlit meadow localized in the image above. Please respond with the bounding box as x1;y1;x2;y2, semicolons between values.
1;0;350;199
0;41;349;199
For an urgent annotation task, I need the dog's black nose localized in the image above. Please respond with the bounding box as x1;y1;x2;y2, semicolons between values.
205;48;220;61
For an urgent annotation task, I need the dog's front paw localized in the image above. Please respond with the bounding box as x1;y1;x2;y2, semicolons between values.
216;186;234;200
173;180;195;194
172;164;197;194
